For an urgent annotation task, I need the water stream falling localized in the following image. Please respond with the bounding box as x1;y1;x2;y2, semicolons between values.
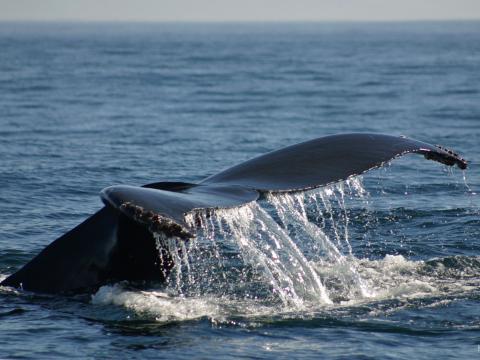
148;178;374;306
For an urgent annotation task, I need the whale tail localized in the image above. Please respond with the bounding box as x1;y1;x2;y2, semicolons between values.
1;133;467;293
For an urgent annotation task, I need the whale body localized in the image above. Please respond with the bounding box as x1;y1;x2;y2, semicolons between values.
0;133;467;294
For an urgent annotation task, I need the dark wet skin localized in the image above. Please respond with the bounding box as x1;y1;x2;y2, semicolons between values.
0;133;467;294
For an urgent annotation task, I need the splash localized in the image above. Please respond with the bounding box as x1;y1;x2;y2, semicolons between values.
91;175;479;321
91;284;225;322
135;177;375;307
168;180;373;307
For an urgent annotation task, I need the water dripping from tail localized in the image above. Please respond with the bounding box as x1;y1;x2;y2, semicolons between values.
151;176;385;308
265;178;375;301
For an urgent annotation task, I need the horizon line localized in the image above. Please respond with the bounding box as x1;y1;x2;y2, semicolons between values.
1;18;480;24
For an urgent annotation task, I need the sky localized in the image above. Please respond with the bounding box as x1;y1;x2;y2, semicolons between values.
0;0;479;22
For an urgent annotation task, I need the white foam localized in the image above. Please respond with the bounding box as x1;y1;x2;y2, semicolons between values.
92;284;226;322
91;283;289;323
89;252;476;321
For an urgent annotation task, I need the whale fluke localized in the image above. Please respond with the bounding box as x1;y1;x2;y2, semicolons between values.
0;133;467;294
202;133;467;191
101;184;259;238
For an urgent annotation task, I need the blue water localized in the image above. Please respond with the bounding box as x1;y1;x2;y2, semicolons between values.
0;21;479;359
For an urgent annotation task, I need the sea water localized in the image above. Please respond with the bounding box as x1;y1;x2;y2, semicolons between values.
0;21;479;359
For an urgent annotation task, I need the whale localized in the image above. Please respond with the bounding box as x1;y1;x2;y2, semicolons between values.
0;133;467;294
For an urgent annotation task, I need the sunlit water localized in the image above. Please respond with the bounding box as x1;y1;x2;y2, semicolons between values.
0;21;479;359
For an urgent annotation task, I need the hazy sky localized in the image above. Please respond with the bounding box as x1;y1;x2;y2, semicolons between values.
1;0;479;22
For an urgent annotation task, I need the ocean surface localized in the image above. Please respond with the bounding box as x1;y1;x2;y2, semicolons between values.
0;21;479;359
